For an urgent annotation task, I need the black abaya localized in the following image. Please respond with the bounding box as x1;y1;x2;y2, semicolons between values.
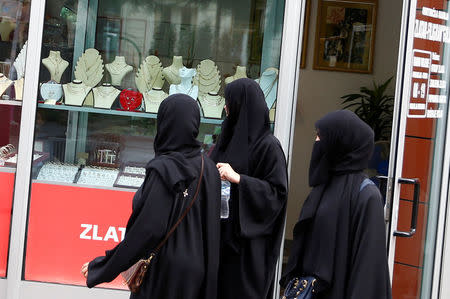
211;78;288;299
86;95;221;299
281;110;391;299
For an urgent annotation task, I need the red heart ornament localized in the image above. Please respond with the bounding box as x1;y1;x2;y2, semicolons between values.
120;90;143;111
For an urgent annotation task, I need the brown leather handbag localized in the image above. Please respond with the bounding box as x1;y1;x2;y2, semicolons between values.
121;155;204;293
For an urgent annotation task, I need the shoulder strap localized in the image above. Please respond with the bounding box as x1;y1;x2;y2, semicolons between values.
152;154;204;255
359;178;375;192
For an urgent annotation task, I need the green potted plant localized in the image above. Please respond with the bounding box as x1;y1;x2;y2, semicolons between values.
341;77;395;142
341;77;395;177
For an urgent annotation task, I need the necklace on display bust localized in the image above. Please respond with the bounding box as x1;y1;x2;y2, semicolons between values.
63;80;91;106
169;67;199;100
194;59;220;88
136;56;164;94
119;89;143;111
162;56;184;85
42;51;69;83
14;77;25;101
195;59;221;94
74;48;104;88
144;87;168;113
196;60;219;79
0;73;13;97
93;83;121;109
225;65;248;84
106;56;133;86
40;80;63;104
199;92;225;119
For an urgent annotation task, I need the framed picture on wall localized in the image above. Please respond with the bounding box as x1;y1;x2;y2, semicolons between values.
300;0;312;69
313;0;377;73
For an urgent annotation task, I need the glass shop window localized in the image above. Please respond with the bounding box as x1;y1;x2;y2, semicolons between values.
23;0;285;287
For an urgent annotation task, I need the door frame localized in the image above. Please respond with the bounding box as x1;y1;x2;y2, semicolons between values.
272;0;306;297
385;0;450;298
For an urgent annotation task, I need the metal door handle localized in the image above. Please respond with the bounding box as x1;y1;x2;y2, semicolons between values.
394;178;420;237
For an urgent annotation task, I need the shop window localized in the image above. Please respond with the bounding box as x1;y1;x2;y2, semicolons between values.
23;0;285;287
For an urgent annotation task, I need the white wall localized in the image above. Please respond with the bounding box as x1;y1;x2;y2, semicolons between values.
285;0;403;239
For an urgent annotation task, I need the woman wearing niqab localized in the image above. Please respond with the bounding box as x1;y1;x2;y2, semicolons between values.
281;110;392;299
82;94;221;299
211;78;288;299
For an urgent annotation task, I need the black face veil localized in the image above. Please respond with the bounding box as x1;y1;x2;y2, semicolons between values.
211;78;270;174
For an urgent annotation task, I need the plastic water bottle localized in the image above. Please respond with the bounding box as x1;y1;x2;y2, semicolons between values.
221;180;231;219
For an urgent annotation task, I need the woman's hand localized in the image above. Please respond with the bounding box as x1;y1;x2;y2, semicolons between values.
81;262;89;279
217;163;240;184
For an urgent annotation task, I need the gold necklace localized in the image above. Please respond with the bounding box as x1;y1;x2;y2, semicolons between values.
107;61;128;75
146;89;166;103
97;86;116;97
197;76;220;87
167;66;180;78
201;94;223;106
67;82;87;95
176;83;194;95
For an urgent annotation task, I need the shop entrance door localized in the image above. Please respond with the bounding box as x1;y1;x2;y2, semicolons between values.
385;0;450;298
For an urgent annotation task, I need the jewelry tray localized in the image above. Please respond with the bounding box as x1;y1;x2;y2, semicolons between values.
113;162;146;189
3;151;49;167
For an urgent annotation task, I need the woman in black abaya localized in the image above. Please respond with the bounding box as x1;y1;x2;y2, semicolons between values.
81;94;221;299
281;110;392;299
211;78;288;299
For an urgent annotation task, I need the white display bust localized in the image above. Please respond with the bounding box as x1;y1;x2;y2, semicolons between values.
92;83;121;109
63;80;91;106
169;67;199;100
135;55;164;92
163;56;184;85
13;41;27;79
74;48;104;88
105;56;133;86
256;67;278;109
199;92;225;119
225;65;248;84
0;18;16;41
14;77;24;101
42;51;69;83
144;87;168;113
0;73;13;97
40;81;63;105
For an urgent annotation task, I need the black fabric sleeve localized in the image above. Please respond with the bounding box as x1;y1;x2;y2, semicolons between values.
347;185;392;299
86;172;174;288
200;160;222;298
237;142;288;238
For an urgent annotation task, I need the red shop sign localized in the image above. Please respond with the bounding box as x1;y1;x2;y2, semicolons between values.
25;182;135;289
0;171;15;277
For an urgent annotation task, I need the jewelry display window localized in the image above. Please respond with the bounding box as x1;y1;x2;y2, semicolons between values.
31;0;286;190
24;0;287;288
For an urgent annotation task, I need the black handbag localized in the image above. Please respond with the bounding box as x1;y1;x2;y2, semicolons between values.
282;276;317;299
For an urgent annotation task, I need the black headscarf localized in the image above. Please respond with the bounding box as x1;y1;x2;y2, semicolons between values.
210;78;270;173
145;94;202;193
282;110;375;291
